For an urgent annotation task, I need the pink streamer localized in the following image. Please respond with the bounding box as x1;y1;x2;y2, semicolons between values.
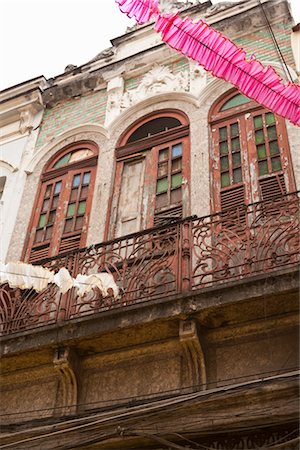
115;0;158;24
115;0;300;126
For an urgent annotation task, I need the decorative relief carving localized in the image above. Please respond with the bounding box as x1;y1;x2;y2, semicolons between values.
121;64;189;110
179;319;206;389
105;62;207;123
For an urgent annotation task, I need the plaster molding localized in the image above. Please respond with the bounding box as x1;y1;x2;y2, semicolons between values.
26;124;108;174
108;92;199;135
0;160;17;174
179;319;206;390
53;347;79;415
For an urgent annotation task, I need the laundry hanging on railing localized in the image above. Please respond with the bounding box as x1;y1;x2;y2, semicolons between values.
0;262;54;292
0;262;120;299
115;0;300;126
74;273;120;298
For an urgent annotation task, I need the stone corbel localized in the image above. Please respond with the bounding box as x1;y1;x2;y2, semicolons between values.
179;319;206;390
53;347;79;415
19;108;34;134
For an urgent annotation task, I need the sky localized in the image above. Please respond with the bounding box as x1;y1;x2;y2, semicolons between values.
0;0;299;91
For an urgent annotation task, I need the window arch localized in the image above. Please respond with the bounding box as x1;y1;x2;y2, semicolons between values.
209;90;295;214
24;141;98;262
107;110;190;238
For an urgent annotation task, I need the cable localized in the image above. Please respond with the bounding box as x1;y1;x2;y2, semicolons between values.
0;368;298;418
257;0;294;82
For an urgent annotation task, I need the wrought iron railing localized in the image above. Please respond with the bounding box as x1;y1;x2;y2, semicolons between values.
0;193;299;335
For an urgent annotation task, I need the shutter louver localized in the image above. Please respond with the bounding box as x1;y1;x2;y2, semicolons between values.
29;245;50;263
154;205;183;226
259;174;286;201
59;234;81;253
220;185;246;230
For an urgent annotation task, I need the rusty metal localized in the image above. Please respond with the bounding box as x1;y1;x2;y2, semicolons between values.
0;193;299;335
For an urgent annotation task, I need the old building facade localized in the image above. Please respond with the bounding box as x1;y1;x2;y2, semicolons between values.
1;0;299;448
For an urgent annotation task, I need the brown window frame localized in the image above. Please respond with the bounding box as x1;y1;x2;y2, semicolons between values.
106;110;190;239
209;89;296;214
23;141;98;262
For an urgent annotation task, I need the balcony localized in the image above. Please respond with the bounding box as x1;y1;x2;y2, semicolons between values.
0;193;299;336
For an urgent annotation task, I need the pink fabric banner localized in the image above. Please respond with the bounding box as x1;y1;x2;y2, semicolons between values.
115;0;158;24
115;0;300;126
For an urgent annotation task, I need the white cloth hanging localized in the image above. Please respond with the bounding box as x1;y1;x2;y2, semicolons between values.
74;272;119;299
53;267;74;294
0;262;8;285
3;262;54;292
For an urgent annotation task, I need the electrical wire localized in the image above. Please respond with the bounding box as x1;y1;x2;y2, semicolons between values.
0;368;298;419
1;376;298;448
257;0;294;82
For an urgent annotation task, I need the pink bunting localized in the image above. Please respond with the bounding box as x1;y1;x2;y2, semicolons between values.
115;0;159;24
115;0;300;126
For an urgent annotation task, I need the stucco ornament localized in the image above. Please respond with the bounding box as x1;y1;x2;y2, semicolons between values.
19;109;34;134
121;64;189;109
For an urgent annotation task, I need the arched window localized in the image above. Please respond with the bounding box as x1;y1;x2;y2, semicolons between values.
24;142;98;262
209;90;295;213
108;110;190;238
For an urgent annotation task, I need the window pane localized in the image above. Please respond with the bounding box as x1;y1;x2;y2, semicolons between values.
54;153;71;168
220;156;229;171
80;186;89;199
72;174;81;188
75;216;84;230
48;211;56;224
232;152;241;168
219;141;228;155
69;149;93;162
171;187;182;204
70;188;79;202
231;137;240;151
171;174;182;189
157;178;168;194
267;126;277;141
219;127;227;140
221;172;230;187
265;112;275;125
220;94;251;111
54;181;62;194
78;201;86;215
257;144;266;160
172;143;182;158
35;229;44;243
230;123;239;137
254;115;263;129
45;226;53;240
233;168;242;183
255;130;265;144
156;192;168;209
64;218;73;233
271;157;282;172
42;199;50;212
52;195;59;209
45;185;52;198
38;214;47;228
259;160;269;176
171;159;182;172
269;140;280;155
83;172;91;185
158;162;168;177
67;203;76;217
158;149;168;162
